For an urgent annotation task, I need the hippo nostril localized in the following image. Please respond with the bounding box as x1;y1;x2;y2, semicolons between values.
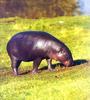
64;61;70;67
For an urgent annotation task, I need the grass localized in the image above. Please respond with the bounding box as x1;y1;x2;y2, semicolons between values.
0;16;90;100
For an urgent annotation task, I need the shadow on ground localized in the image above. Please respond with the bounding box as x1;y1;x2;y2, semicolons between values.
20;59;88;75
40;59;88;70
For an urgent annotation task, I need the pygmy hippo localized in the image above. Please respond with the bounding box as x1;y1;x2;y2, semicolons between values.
7;31;73;75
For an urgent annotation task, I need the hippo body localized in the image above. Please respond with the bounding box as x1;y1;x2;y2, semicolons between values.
7;31;73;75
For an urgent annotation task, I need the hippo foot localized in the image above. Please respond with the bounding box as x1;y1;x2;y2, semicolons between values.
13;72;19;76
48;68;55;72
13;68;19;76
31;69;39;74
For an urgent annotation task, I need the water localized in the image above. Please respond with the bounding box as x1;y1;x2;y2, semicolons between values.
78;0;90;15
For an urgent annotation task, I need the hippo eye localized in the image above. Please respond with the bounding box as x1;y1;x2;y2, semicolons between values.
59;50;64;54
57;50;64;57
59;49;65;54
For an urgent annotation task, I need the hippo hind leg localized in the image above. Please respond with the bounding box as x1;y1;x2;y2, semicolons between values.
10;56;21;76
31;58;42;74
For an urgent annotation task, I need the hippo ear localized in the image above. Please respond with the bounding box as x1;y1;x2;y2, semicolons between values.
60;48;63;51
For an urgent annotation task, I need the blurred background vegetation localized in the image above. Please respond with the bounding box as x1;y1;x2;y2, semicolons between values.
0;0;80;18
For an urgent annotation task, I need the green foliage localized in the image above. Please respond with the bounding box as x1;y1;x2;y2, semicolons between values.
0;16;90;100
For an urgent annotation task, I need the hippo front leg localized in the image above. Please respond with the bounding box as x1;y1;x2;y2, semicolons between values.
46;59;54;71
31;58;42;74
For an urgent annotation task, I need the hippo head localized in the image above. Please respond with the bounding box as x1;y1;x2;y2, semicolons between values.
48;43;74;67
56;47;74;67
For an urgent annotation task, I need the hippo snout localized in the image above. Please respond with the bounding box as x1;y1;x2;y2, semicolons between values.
64;59;74;67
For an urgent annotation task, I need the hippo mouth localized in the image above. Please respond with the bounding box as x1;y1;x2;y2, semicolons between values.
64;60;74;67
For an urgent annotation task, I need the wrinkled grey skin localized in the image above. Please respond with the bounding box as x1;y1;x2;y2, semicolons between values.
7;31;73;75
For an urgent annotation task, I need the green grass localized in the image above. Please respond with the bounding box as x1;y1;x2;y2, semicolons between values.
0;16;90;100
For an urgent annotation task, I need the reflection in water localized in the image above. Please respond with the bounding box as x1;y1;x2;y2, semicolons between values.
78;0;90;15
